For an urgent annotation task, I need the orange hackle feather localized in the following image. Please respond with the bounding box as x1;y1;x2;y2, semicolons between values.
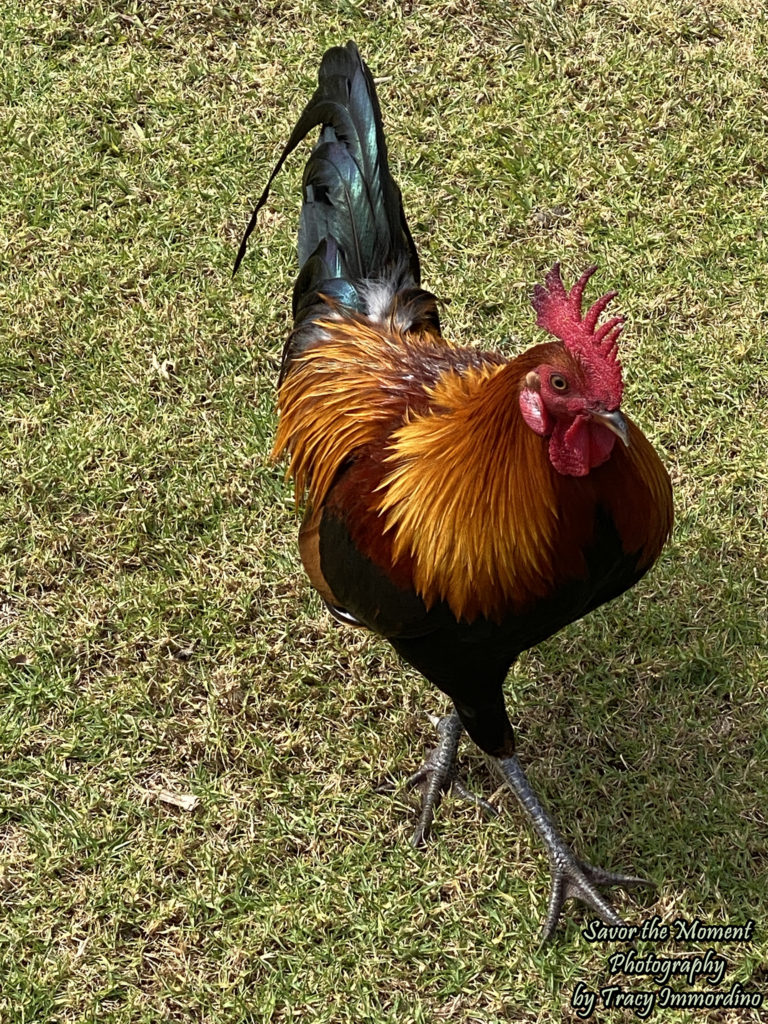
377;359;561;621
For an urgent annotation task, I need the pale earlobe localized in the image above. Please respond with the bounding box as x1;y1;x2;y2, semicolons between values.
519;388;553;437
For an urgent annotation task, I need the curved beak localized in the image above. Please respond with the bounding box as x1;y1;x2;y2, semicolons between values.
590;407;630;447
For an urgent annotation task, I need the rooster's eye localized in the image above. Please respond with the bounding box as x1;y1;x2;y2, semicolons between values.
550;374;568;392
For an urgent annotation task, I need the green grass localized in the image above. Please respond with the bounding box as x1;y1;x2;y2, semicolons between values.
2;0;767;1021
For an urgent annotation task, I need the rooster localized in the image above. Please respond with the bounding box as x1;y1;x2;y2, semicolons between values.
236;42;673;940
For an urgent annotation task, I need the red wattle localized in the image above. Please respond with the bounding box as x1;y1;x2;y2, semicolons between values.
548;415;616;477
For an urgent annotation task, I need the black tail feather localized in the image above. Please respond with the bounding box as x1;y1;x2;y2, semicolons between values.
235;42;437;355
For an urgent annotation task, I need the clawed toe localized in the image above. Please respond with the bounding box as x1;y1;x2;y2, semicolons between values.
576;862;654;893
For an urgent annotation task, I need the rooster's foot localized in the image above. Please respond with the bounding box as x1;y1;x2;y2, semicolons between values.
407;712;499;848
542;855;653;944
496;754;654;942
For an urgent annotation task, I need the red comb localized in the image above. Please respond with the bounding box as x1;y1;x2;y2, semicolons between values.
532;263;625;362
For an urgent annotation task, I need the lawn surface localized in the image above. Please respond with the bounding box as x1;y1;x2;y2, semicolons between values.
2;1;767;1021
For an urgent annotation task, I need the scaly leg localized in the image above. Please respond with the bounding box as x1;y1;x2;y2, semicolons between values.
496;755;654;942
407;712;499;847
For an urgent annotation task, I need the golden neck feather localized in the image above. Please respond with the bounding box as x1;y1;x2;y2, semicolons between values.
375;360;561;621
